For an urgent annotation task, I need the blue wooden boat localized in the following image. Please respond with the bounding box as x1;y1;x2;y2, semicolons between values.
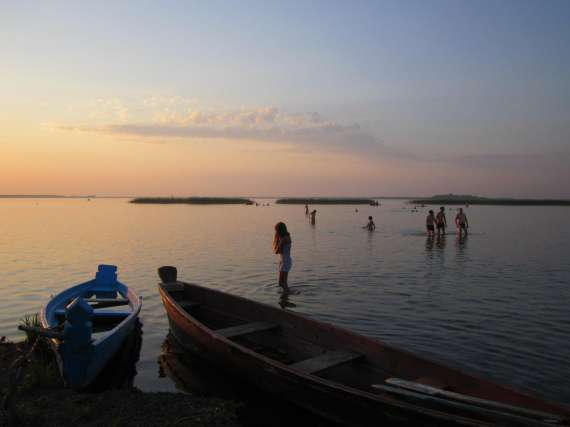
40;265;142;389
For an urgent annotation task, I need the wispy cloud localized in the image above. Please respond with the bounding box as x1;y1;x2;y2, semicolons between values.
58;97;412;159
87;98;130;122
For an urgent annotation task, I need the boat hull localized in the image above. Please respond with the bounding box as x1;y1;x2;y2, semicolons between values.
160;284;523;427
41;267;142;389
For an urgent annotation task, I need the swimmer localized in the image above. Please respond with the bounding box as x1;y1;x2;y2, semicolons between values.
363;216;376;231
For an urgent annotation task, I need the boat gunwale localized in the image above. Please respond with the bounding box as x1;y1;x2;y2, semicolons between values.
40;278;142;389
41;279;142;346
159;281;557;426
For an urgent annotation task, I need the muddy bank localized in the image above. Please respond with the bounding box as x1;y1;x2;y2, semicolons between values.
1;340;240;427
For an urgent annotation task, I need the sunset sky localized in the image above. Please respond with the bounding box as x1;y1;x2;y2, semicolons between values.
2;1;569;197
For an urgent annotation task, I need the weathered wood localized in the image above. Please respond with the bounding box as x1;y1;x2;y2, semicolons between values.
55;309;130;319
290;350;362;374
384;378;565;423
40;264;142;390
158;278;570;427
88;299;129;309
177;300;200;311
215;321;278;339
162;282;185;292
374;384;565;426
158;266;177;283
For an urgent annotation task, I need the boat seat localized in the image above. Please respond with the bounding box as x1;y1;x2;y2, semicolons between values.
87;299;130;308
176;300;200;311
215;321;278;339
290;350;362;375
55;309;130;319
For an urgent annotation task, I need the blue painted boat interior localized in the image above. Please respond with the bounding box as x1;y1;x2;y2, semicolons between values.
41;264;142;389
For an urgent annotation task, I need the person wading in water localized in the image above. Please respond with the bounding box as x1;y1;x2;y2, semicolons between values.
436;206;447;235
363;216;376;231
455;208;469;237
426;210;436;237
310;209;317;225
273;222;292;292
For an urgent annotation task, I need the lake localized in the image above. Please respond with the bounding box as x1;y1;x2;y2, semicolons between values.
0;198;568;404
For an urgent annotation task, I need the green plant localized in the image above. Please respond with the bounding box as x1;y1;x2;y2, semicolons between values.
19;314;41;344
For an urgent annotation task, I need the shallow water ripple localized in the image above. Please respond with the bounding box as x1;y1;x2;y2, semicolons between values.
0;199;568;403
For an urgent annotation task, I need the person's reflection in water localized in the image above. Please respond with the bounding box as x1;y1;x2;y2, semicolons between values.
279;291;297;309
435;233;446;251
456;233;468;246
366;226;375;250
425;235;434;254
455;233;468;264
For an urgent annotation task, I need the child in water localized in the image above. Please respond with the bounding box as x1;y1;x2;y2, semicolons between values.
363;216;376;231
273;222;292;292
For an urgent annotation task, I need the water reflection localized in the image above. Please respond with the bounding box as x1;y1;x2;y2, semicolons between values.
435;234;447;251
455;234;469;267
456;234;468;250
425;235;434;254
365;228;375;252
159;335;336;426
86;320;142;392
278;291;297;309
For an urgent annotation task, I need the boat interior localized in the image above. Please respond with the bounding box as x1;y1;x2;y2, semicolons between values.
53;289;133;335
164;282;569;426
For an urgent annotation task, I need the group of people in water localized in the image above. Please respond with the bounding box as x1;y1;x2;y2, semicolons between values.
426;206;469;238
273;205;471;292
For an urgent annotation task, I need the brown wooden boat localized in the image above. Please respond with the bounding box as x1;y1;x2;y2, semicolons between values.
157;267;569;427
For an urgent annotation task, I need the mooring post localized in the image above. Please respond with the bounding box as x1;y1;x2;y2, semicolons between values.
59;298;94;387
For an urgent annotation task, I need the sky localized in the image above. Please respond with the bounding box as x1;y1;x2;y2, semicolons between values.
1;1;569;197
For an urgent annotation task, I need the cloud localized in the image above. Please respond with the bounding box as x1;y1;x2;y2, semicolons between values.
59;98;412;159
79;120;388;158
88;98;130;122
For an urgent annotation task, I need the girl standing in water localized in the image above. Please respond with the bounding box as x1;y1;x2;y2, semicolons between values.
273;222;292;292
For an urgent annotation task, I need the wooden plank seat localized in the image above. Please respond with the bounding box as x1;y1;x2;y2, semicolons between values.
176;300;200;311
215;321;278;339
290;350;362;375
86;299;130;309
373;379;566;424
55;309;130;319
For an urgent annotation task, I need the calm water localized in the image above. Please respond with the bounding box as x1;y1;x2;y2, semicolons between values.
1;198;569;404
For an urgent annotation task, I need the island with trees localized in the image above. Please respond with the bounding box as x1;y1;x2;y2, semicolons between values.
130;197;254;205
276;198;379;205
410;194;570;206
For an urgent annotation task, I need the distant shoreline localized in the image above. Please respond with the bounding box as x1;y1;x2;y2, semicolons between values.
0;195;95;199
410;196;570;206
276;198;378;205
130;197;254;205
